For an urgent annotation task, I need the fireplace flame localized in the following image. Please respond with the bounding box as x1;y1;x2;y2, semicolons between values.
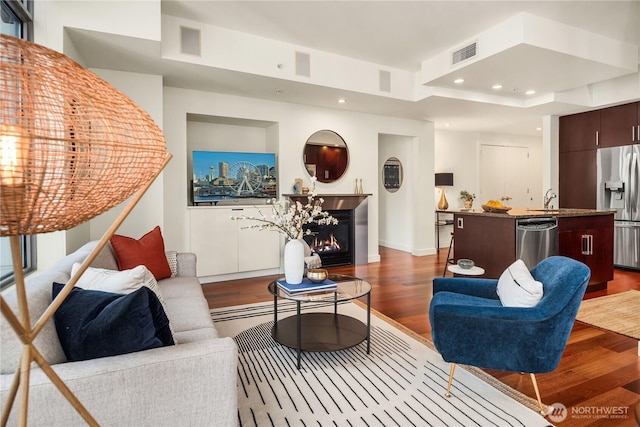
311;233;342;253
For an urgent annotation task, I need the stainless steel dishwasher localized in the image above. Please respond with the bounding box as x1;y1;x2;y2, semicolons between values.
516;217;558;269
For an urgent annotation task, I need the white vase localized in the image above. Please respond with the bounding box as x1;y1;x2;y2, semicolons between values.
284;239;305;284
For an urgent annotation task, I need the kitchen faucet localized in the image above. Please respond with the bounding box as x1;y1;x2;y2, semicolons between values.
543;189;557;210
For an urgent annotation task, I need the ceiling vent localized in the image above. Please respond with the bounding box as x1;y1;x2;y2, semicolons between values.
379;70;391;93
180;26;201;56
295;51;311;77
451;41;477;65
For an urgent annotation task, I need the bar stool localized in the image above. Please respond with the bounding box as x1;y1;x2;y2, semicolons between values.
442;232;455;277
442;233;486;277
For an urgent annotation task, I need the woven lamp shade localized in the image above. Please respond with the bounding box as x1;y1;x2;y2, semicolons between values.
0;34;168;236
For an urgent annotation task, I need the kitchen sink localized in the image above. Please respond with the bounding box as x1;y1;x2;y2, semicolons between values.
526;208;587;214
527;209;561;213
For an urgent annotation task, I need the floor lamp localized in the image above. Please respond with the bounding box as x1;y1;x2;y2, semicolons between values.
0;34;171;426
435;173;454;210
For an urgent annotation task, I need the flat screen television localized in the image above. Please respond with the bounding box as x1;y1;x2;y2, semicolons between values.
191;150;277;204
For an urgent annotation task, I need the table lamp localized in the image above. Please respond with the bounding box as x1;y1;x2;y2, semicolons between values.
1;34;171;426
435;173;454;210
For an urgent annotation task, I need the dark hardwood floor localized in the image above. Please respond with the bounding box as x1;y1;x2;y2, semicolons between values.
203;247;640;426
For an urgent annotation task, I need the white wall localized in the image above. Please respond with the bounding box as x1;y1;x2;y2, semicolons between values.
434;129;543;247
35;0;161;51
31;0;560;270
187;121;270;153
187;119;272;193
161;14;416;102
54;69;166;257
378;134;414;252
163;87;435;264
435;130;543;208
88;70;166;242
31;1;164;268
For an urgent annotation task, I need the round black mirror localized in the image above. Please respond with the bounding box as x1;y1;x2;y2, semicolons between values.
303;130;349;183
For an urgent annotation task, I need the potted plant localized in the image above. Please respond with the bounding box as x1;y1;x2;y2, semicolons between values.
459;190;476;208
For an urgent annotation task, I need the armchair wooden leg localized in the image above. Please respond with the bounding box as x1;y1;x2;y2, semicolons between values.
445;364;456;397
529;373;547;417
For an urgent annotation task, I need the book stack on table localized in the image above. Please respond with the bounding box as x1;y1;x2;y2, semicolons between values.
276;278;338;295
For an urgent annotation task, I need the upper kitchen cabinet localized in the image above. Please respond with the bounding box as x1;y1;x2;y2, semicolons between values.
559;110;600;152
599;102;640;148
559;150;597;209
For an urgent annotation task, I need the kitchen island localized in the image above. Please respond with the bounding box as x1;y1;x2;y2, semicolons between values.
444;208;614;291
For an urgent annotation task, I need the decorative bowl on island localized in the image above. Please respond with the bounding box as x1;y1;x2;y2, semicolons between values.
457;259;475;269
481;200;511;213
481;204;511;213
307;268;329;283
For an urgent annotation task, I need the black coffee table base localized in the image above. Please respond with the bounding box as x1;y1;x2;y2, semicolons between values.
272;312;367;353
268;275;372;369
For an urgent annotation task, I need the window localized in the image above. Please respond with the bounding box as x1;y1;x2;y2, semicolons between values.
1;0;35;290
1;236;36;289
1;0;33;40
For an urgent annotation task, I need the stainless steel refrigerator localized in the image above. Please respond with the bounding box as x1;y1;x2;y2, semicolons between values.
596;144;640;269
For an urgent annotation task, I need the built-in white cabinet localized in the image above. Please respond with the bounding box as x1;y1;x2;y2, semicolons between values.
189;206;280;277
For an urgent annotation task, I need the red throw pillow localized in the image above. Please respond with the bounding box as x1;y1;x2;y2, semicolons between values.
110;226;172;280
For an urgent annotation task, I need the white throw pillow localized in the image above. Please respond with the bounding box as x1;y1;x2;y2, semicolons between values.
496;259;544;307
70;263;177;342
166;251;178;277
71;263;148;293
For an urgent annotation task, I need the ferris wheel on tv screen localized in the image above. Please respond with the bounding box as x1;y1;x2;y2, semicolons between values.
227;161;263;196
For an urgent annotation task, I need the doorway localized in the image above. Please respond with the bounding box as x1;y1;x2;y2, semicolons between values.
479;144;530;207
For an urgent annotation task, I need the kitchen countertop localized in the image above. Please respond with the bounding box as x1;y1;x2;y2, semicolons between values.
436;207;615;218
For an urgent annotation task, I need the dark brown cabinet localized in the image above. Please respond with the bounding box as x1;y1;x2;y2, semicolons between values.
558;215;614;291
452;212;614;291
452;214;516;279
559;150;597;209
599;102;640;148
559;110;600;152
559;101;640;210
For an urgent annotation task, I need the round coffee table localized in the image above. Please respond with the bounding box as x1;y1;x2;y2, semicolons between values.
267;274;371;369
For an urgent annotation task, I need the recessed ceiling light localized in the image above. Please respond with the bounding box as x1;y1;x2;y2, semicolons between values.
536;127;542;131
454;78;464;84
492;84;502;90
338;98;346;104
444;123;451;127
526;90;536;95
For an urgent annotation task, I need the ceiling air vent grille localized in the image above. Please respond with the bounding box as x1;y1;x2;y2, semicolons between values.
180;26;201;56
451;42;477;65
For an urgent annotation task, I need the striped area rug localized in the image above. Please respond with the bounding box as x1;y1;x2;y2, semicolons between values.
211;301;552;427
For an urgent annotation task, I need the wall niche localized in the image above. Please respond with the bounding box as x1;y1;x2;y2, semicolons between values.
185;114;279;206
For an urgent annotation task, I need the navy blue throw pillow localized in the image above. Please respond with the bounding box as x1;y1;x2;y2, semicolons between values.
52;282;174;362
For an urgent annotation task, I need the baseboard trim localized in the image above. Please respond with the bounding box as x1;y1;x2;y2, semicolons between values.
378;240;411;252
199;268;281;283
412;248;437;256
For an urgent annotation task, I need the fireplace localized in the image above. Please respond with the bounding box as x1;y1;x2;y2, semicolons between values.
286;193;369;267
303;210;353;267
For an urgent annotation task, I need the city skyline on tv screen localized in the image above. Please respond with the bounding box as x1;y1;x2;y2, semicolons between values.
191;151;277;202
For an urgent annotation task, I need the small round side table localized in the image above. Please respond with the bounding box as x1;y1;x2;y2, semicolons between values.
446;264;485;277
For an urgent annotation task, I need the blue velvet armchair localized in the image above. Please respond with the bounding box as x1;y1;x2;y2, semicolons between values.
429;256;590;416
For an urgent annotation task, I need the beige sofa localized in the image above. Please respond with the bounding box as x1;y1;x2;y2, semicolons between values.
1;241;237;426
